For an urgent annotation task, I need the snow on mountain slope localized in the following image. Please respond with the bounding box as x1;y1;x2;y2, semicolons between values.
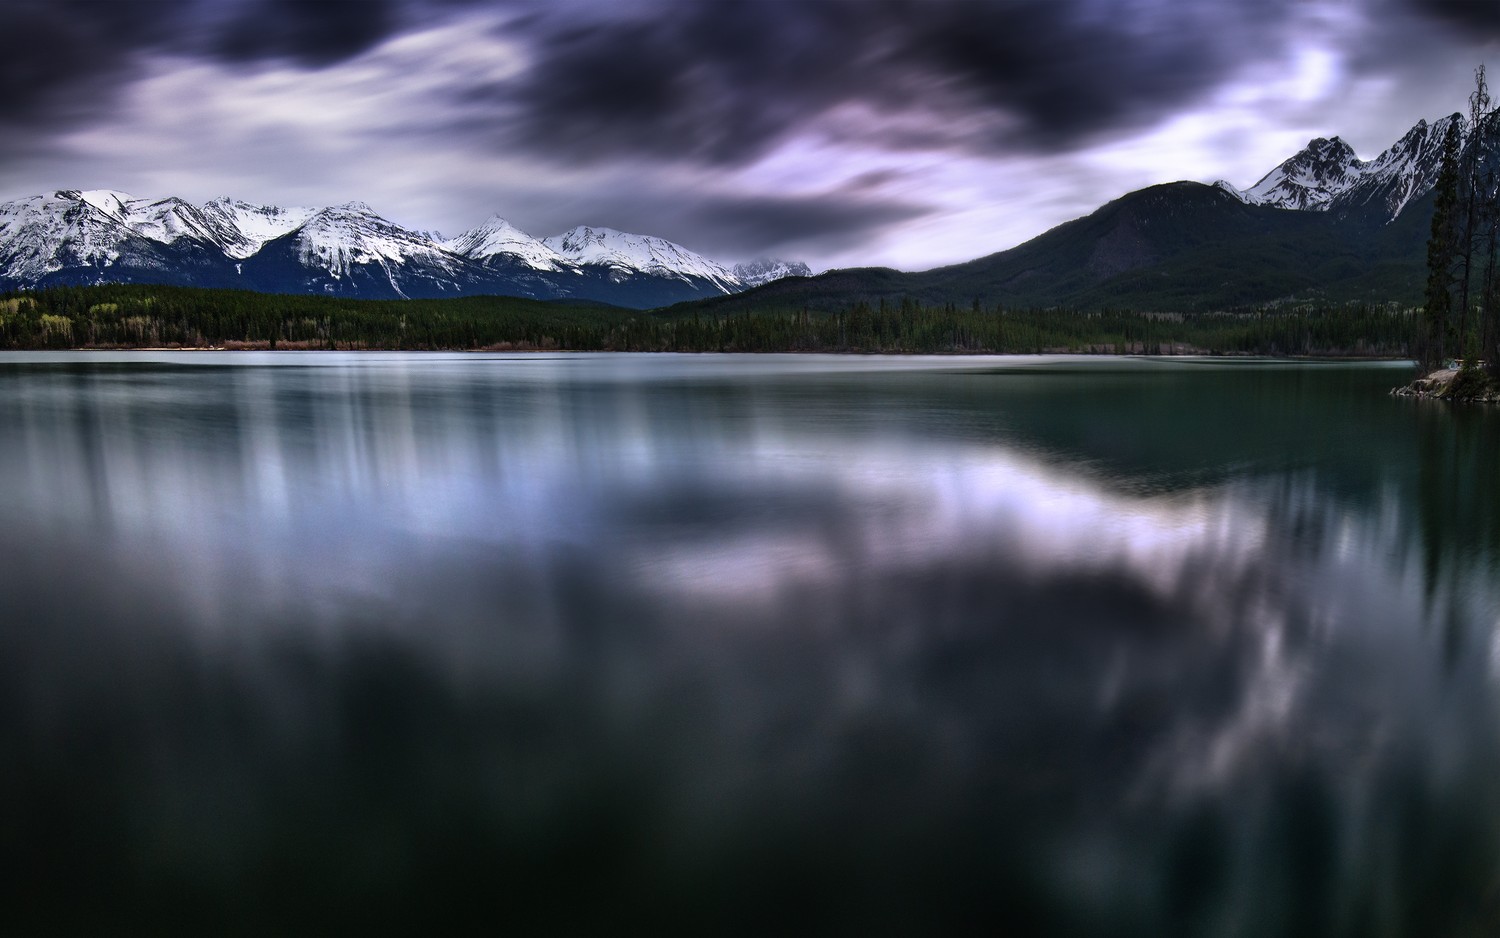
1226;113;1467;223
76;190;137;223
1237;136;1368;211
732;258;813;288
124;197;229;247
200;197;318;259
543;226;740;291
1327;114;1461;221
443;215;565;270
0;191;142;280
0;190;318;286
286;202;467;295
292;203;444;271
1212;179;1246;201
0;189;812;302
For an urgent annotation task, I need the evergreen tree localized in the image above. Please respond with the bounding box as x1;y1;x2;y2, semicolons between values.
1425;118;1462;370
1477;94;1500;379
1456;66;1493;365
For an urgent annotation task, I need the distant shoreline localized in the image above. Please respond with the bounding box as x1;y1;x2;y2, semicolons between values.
27;346;1416;362
2;284;1418;358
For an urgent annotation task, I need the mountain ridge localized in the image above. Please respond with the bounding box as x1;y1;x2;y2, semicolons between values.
0;190;809;308
0;111;1468;314
1219;113;1462;224
674;112;1468;316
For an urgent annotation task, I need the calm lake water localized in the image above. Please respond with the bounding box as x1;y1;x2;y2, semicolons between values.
3;352;1499;934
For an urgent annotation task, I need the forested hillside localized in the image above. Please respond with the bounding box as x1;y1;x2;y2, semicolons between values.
669;182;1434;319
0;283;1417;357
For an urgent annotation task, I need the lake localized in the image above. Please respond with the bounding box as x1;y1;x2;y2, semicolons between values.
2;352;1498;934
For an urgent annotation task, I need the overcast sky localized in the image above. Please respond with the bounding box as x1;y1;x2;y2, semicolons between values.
1;0;1497;271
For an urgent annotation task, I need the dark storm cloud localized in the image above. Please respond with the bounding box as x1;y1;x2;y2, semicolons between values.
0;0;189;129
491;180;933;258
5;0;1499;160
6;0;1500;266
212;0;406;67
0;0;425;131
502;0;1305;166
672;190;935;256
1401;0;1500;36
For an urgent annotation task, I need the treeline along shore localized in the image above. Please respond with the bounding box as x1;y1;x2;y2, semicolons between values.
0;283;1419;357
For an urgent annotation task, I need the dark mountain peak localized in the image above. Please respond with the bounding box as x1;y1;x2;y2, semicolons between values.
1110;180;1245;214
1307;135;1353;156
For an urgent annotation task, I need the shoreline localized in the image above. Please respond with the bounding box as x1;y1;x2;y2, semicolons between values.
1391;365;1500;403
23;346;1417;361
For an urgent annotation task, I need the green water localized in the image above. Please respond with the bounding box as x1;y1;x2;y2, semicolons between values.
1;352;1497;934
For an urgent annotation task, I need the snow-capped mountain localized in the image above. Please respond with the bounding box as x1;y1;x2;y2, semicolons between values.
124;197;229;248
1221;113;1463;224
732;258;813;288
1324;115;1462;221
0;191;134;280
1232;136;1367;211
543;226;740;292
296;203;462;281
442;215;565;271
199;197;318;259
0;190;811;307
0;190;227;287
223;200;484;299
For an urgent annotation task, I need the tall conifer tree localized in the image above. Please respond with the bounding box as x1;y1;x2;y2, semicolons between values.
1425;119;1461;370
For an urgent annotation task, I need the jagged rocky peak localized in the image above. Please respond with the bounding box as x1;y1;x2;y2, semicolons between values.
1325;112;1464;221
1374;115;1454;168
1239;135;1368;211
1310;135;1356;159
1224;112;1472;223
732;258;813;288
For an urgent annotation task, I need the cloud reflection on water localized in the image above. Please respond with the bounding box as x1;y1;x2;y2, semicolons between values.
1;354;1498;933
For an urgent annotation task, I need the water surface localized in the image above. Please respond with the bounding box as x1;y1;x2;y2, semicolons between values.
2;352;1498;934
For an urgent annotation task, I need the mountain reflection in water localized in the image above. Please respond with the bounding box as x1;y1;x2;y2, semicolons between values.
1;353;1498;935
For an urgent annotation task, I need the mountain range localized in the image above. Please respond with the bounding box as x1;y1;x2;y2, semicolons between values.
0;112;1470;313
0;190;811;308
681;113;1467;316
1221;113;1458;219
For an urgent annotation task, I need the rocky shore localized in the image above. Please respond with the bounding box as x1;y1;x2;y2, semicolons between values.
1392;365;1500;402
